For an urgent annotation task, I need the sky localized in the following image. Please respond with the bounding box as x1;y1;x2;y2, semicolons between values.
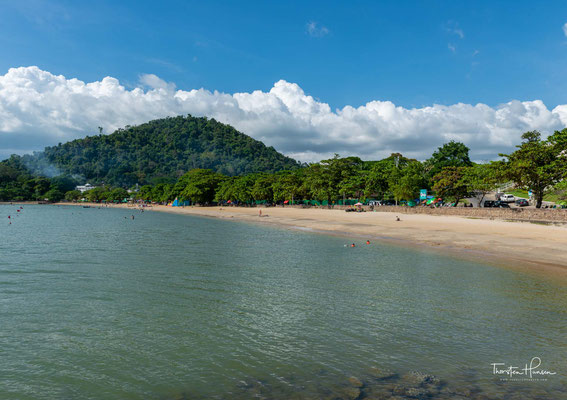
1;0;567;162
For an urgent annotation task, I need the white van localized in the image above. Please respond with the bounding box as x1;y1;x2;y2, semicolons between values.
500;194;515;203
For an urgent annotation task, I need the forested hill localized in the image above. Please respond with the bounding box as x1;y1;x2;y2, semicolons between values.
24;115;300;186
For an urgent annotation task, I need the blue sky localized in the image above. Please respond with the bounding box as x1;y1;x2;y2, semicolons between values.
2;0;566;109
1;1;567;161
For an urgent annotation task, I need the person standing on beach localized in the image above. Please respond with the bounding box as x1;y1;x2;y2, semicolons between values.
259;209;262;217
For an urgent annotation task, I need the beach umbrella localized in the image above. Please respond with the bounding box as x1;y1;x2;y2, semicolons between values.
283;200;289;204
354;202;363;206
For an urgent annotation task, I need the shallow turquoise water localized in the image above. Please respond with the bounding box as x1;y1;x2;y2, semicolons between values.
0;205;566;399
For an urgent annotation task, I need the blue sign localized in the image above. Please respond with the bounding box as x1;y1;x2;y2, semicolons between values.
420;189;427;200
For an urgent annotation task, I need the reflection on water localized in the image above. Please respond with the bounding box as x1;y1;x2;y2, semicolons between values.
0;205;565;399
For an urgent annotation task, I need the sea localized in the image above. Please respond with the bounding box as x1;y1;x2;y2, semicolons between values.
1;204;566;399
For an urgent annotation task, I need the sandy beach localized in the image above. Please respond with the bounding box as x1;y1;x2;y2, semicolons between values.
59;203;567;279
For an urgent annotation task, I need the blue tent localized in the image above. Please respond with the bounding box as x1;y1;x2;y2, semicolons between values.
172;198;190;207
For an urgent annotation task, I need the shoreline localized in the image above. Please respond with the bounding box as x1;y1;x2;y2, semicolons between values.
54;202;567;281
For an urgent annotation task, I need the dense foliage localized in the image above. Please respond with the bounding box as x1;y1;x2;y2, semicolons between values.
0;155;76;201
20;115;300;187
499;130;567;208
2;123;567;208
170;130;567;208
425;140;473;178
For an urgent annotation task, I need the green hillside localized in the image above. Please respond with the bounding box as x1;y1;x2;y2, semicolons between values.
23;115;299;187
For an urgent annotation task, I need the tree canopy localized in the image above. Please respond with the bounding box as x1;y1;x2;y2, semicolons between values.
500;130;567;208
18;115;300;187
2;124;567;208
177;169;225;204
426;141;472;178
432;167;470;205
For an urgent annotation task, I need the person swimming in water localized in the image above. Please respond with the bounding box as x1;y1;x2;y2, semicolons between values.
351;243;356;247
366;240;370;245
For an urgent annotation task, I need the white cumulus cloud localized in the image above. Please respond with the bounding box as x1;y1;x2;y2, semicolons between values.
563;22;567;36
0;66;565;162
139;73;176;91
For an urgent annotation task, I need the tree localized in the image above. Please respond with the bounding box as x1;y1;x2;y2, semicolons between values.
177;169;225;204
304;163;332;202
426;141;472;178
250;174;276;201
432;166;470;205
271;170;306;203
389;161;427;203
500;130;567;208
65;190;82;201
461;163;503;205
230;175;256;203
50;176;78;193
0;163;21;184
304;155;362;203
32;177;51;200
85;187;109;202
365;153;420;200
138;185;154;201
107;188;129;202
153;183;175;203
44;189;64;202
214;176;238;203
365;161;391;199
339;171;368;202
554;180;567;204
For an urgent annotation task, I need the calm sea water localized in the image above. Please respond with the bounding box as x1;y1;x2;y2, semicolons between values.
1;205;566;400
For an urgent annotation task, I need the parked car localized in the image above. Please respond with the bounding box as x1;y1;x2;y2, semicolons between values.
381;200;396;206
500;194;515;203
368;200;381;206
484;200;511;208
515;199;529;207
